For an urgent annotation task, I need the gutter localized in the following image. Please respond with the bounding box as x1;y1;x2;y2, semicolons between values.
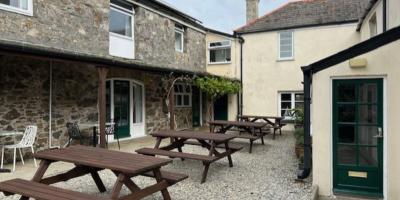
235;34;245;116
383;0;387;32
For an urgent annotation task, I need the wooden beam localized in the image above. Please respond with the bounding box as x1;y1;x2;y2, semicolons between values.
168;84;175;130
97;66;108;148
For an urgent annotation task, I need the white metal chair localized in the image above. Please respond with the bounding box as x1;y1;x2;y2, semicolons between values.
1;125;38;172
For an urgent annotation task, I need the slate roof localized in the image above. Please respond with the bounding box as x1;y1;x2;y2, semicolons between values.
236;0;372;34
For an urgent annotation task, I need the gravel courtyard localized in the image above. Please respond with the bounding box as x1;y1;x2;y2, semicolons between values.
0;131;311;200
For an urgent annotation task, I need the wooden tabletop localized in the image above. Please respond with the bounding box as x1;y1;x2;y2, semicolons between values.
151;130;236;142
34;146;172;175
238;115;283;120
208;120;266;128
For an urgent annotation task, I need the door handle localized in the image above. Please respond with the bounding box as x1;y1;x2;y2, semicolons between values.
373;127;383;138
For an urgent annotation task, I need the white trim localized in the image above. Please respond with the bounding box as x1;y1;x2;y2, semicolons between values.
125;0;205;34
277;91;303;119
175;28;184;53
110;5;134;39
0;0;33;16
208;40;232;64
278;30;294;60
329;75;388;199
207;61;232;65
174;83;192;108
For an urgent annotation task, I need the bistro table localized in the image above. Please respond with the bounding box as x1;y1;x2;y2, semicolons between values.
208;120;266;153
136;130;242;183
0;131;23;173
0;145;187;200
238;115;286;139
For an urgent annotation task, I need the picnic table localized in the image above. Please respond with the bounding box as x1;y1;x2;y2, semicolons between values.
136;130;242;183
0;145;187;200
238;115;286;139
208;120;266;153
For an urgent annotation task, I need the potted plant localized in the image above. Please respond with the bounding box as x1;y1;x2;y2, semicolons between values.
291;108;304;129
294;127;304;158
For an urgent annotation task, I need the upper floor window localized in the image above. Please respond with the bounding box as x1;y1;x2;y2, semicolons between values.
209;41;231;64
0;0;33;16
278;31;294;60
369;13;377;38
175;24;184;52
109;2;135;59
174;84;192;107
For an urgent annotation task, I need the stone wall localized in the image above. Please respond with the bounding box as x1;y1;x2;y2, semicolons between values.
134;7;206;72
0;0;109;56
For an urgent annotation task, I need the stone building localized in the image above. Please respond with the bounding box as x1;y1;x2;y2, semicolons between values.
0;0;209;159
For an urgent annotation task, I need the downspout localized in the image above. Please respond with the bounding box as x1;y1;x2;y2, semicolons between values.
48;61;59;149
298;67;312;179
383;0;387;32
238;35;245;116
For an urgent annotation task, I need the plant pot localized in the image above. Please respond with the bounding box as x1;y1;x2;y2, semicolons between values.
295;145;304;158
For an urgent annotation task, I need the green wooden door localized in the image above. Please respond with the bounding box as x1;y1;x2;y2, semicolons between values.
332;79;383;197
214;95;228;120
192;86;201;127
114;80;130;138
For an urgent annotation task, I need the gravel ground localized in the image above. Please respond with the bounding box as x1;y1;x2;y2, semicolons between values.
1;131;311;200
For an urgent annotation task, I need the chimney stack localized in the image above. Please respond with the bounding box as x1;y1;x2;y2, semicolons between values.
246;0;259;22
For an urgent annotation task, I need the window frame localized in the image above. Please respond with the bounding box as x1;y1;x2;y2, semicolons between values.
175;25;184;53
174;83;192;108
0;0;33;16
278;92;304;120
109;3;134;40
369;13;378;38
278;31;294;61
208;40;232;64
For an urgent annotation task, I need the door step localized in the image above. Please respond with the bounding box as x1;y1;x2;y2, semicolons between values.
319;195;381;200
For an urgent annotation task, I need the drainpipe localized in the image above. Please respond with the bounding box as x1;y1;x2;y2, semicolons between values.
383;0;387;32
237;35;245;116
48;61;60;149
298;68;312;179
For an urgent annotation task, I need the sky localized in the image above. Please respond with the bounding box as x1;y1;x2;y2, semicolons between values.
160;0;290;33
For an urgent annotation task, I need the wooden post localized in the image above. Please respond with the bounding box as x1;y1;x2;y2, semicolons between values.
97;66;108;148
169;84;175;130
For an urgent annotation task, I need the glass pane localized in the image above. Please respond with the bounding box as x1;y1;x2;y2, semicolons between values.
358;126;378;145
280;32;292;39
177;95;182;106
20;0;27;9
175;31;183;51
280;51;292;58
295;102;304;109
337;83;356;102
359;105;377;124
338;146;357;165
133;84;143;123
185;85;191;93
359;147;378;166
295;93;304;101
359;83;377;103
281;93;291;101
338;105;356;122
183;95;190;106
110;8;132;37
338;125;355;144
280;45;292;52
281;102;291;110
281;109;291;117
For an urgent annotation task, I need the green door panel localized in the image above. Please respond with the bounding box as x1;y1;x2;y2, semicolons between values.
114;80;130;139
214;95;228;120
332;79;383;197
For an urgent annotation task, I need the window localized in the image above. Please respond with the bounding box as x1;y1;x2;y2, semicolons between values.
175;24;184;52
209;41;231;64
0;0;32;15
369;13;377;38
174;84;192;107
109;3;135;59
279;31;294;60
279;92;303;119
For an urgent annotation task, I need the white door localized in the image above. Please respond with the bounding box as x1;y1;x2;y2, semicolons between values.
131;81;145;137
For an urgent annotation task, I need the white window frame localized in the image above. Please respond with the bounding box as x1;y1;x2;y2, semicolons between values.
278;92;303;120
174;83;192;107
278;31;294;61
109;3;134;40
208;40;232;64
175;25;184;53
0;0;33;16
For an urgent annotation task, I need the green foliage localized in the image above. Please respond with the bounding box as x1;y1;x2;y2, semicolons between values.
294;127;304;146
291;107;304;125
194;77;241;100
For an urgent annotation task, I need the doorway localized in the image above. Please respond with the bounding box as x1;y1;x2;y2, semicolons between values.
332;79;383;197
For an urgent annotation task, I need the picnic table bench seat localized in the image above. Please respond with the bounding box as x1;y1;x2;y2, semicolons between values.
136;148;217;162
183;141;243;151
0;178;109;200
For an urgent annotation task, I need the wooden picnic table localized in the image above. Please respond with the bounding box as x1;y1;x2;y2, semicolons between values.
136;130;242;183
238;115;286;139
208;120;267;153
0;145;187;200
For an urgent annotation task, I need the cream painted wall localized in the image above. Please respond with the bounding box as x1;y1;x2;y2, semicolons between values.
241;24;360;117
360;1;384;41
388;0;400;29
205;32;240;79
312;41;400;199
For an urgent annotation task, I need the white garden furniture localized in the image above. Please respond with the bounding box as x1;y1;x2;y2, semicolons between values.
1;125;38;172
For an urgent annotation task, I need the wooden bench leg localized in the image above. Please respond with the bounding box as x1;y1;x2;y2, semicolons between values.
90;170;107;193
273;128;276;140
201;163;210;184
153;169;171;200
110;173;125;200
112;171;140;193
249;140;253;153
260;128;265;145
225;143;233;167
19;160;52;200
